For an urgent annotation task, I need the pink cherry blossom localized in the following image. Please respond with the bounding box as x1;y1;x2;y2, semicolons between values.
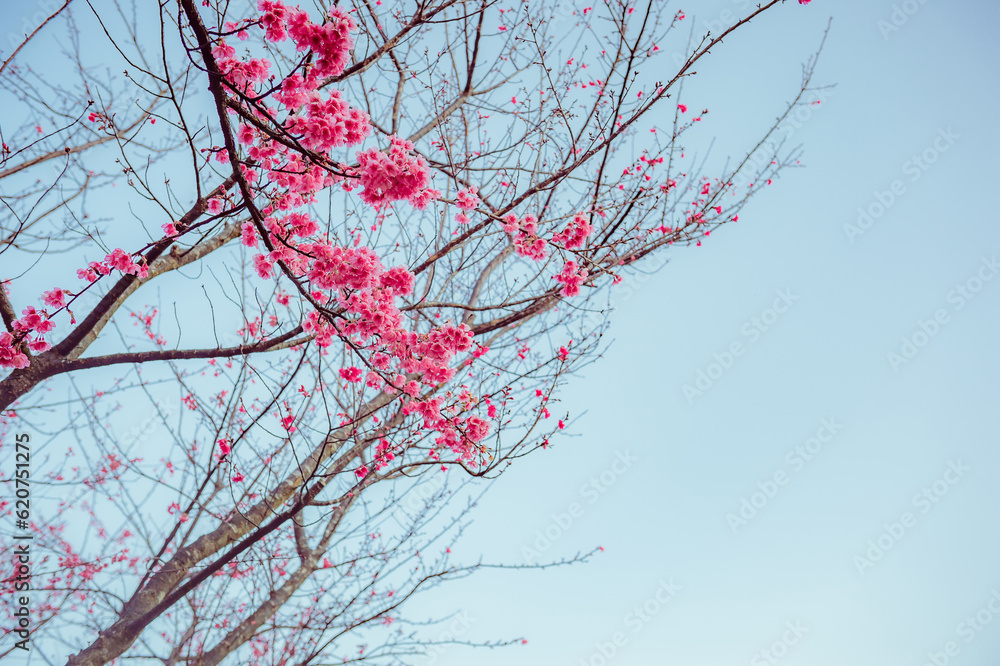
0;332;29;369
241;222;259;247
464;416;490;443
455;186;480;211
339;367;363;382
257;0;289;42
42;289;68;308
355;136;430;209
286;6;356;78
253;253;275;279
14;306;54;334
379;266;415;296
552;214;594;249
554;260;588;297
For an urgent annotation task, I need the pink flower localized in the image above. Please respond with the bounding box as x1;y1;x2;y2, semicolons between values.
42;289;67;308
0;332;29;369
105;248;138;274
551;214;594;249
365;371;384;389
283;90;371;151
408;187;441;210
303;311;335;347
455;186;480;211
258;0;289;42
678;104;688;113
283;212;318;237
379;266;415;296
218;439;232;456
241;222;258;248
521;214;538;235
237;124;255;145
354;136;430;209
554;260;588;297
286;6;356;77
464;416;490;443
502;214;519;235
14;307;54;333
514;236;548;261
339;366;363;383
253;253;275;279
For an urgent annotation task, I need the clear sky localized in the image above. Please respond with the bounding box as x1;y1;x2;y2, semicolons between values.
409;1;1000;665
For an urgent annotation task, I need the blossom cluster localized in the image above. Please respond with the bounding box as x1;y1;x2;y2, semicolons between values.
551;214;594;249
0;305;55;368
503;213;548;261
554;260;588;297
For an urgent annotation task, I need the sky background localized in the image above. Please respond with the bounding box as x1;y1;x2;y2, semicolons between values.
3;0;999;664
407;1;1000;665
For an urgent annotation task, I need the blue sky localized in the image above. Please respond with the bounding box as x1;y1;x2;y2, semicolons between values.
410;1;1000;665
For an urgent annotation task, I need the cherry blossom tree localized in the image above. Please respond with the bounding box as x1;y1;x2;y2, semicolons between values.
0;0;823;663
